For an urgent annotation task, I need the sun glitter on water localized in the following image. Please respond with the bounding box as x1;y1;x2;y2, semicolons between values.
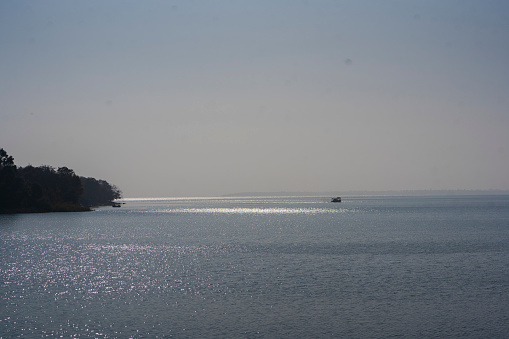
148;207;346;215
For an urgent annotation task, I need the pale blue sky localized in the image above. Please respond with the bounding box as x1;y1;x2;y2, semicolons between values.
1;0;508;197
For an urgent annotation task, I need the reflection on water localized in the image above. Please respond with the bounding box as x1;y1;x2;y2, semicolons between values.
1;196;509;338
149;207;348;214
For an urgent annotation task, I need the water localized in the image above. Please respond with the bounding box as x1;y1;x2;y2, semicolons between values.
1;195;509;338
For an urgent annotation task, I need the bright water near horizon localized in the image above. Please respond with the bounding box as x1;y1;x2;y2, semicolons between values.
1;195;509;338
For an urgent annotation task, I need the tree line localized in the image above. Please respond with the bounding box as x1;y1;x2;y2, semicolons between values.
0;148;122;213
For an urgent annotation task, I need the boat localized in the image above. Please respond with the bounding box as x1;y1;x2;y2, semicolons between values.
331;197;341;203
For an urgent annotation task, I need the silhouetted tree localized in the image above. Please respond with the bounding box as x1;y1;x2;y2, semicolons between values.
80;177;122;206
0;148;15;168
56;167;83;205
0;148;29;211
19;165;86;211
1;148;122;213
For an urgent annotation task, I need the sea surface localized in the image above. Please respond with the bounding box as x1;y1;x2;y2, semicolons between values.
1;195;509;338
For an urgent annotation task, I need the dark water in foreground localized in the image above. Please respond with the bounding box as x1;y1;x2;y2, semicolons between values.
1;195;509;338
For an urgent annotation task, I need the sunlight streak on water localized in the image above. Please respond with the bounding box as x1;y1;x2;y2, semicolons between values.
148;207;345;215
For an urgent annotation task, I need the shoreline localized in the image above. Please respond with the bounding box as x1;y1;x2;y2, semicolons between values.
0;205;92;214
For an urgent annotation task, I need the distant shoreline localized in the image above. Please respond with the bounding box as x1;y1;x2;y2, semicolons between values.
120;190;509;200
222;190;509;197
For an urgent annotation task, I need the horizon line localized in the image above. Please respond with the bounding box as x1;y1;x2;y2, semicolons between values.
120;189;509;200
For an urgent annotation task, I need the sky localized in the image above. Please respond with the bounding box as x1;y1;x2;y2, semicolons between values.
1;0;508;197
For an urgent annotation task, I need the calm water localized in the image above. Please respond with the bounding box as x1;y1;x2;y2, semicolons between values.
1;195;509;338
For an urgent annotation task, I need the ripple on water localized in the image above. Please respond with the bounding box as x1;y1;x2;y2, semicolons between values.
2;196;509;338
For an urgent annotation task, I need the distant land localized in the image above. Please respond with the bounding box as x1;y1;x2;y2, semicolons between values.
224;190;509;197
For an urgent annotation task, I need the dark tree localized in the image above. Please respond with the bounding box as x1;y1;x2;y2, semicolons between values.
0;149;29;212
0;148;15;168
1;148;122;213
18;165;86;212
56;167;83;205
80;177;122;207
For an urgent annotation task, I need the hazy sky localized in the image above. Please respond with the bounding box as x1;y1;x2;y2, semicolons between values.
1;0;508;197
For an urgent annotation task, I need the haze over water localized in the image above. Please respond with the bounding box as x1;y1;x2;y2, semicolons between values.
2;195;509;337
2;1;509;197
